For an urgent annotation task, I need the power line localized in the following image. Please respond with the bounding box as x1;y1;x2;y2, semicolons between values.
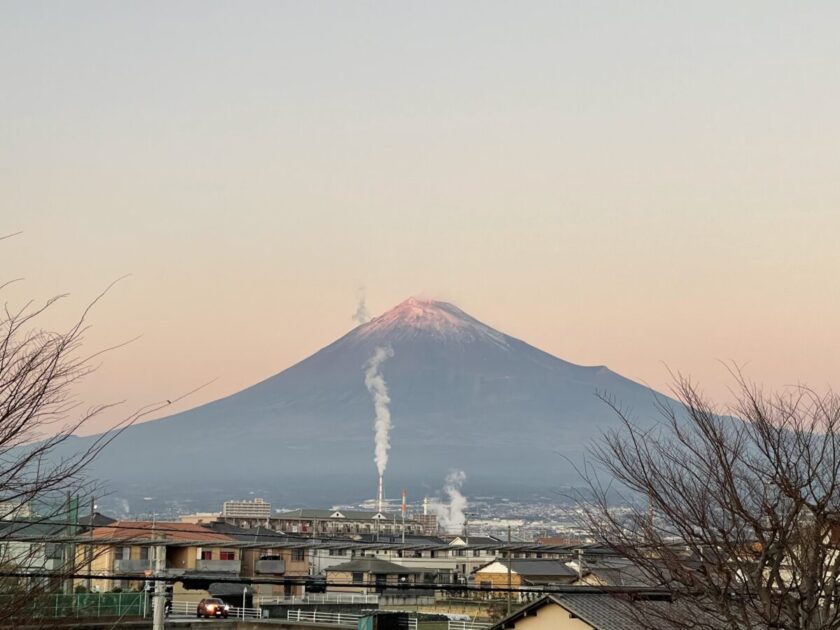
0;570;670;597
0;518;590;552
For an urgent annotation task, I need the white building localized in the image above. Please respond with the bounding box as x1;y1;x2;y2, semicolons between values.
222;497;271;520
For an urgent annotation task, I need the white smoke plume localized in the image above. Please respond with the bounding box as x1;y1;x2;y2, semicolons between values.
364;346;394;477
352;288;370;325
429;470;468;534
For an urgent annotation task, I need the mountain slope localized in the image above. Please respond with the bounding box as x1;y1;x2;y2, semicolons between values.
74;298;673;507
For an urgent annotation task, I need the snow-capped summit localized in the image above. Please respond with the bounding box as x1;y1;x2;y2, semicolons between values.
353;297;509;347
58;297;674;505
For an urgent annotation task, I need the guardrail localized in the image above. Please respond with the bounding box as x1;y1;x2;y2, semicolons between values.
447;622;491;630
286;609;422;629
168;600;262;619
286;609;361;627
258;593;379;605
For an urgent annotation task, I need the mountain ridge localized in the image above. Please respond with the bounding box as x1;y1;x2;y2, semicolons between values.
62;297;672;511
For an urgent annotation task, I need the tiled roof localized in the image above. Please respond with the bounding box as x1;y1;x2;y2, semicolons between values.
204;522;294;543
326;557;419;574
482;558;578;577
90;521;235;543
488;592;679;630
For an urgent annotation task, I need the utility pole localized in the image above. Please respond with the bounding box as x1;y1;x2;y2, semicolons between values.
506;525;512;616
63;493;79;596
87;496;94;591
152;540;166;630
401;489;406;544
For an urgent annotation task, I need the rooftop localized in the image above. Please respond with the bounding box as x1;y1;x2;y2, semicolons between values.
477;558;578;577
275;508;391;521
90;521;235;543
488;590;676;630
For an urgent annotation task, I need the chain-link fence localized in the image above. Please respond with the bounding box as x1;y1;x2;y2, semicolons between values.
1;591;147;619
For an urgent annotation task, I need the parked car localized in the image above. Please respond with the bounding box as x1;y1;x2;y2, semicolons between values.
197;598;230;618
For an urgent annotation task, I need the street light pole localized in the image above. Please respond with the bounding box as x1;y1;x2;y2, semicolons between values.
152;540;165;630
506;525;512;616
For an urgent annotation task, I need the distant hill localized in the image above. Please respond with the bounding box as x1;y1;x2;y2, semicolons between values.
67;298;674;510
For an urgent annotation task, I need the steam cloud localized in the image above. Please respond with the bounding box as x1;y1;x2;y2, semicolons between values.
430;470;468;534
364;346;394;477
353;288;370;325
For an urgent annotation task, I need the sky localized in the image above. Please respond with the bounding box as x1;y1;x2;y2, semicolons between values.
2;1;839;434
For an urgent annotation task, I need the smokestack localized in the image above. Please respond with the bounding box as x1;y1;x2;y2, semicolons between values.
377;475;384;513
365;346;394;501
423;496;428;516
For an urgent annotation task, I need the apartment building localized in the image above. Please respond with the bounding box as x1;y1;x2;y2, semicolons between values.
204;522;311;597
79;521;241;599
222;498;272;520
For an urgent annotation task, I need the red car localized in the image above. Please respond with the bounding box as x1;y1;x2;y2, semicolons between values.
196;598;230;618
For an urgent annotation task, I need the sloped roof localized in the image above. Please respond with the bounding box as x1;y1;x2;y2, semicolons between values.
0;520;66;539
488;592;678;630
580;565;657;587
90;521;235;543
326;557;419;575
204;522;295;543
479;558;578;578
275;509;390;521
449;535;501;546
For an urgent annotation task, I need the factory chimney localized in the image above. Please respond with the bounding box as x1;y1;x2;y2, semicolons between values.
377;474;384;513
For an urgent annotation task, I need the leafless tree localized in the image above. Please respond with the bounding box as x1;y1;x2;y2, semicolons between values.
0;232;174;624
578;373;840;630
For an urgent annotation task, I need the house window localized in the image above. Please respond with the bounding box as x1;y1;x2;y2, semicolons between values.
114;547;126;560
220;551;235;561
352;572;364;584
201;550;212;560
292;549;305;562
139;547;149;561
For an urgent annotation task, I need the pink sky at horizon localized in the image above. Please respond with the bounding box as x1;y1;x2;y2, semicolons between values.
3;2;840;434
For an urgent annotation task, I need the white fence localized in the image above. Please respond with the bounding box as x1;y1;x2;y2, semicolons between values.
286;609;361;627
447;622;491;630
257;593;380;605
168;600;262;619
285;609;425;630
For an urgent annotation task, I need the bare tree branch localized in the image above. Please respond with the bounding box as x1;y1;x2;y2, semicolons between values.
577;371;840;630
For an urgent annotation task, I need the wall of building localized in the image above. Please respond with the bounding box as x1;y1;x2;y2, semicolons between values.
325;570;368;594
474;569;523;598
504;603;594;630
168;546;197;571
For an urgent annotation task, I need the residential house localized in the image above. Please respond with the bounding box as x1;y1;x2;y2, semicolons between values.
487;590;678;630
473;559;578;599
204;522;311;598
357;534;505;585
326;557;452;595
0;520;66;591
78;521;240;603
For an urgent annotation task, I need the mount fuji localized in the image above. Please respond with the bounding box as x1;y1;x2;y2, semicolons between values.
71;298;673;509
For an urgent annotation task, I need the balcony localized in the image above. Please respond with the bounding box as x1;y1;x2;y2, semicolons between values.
255;559;286;574
195;559;241;573
114;558;152;573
